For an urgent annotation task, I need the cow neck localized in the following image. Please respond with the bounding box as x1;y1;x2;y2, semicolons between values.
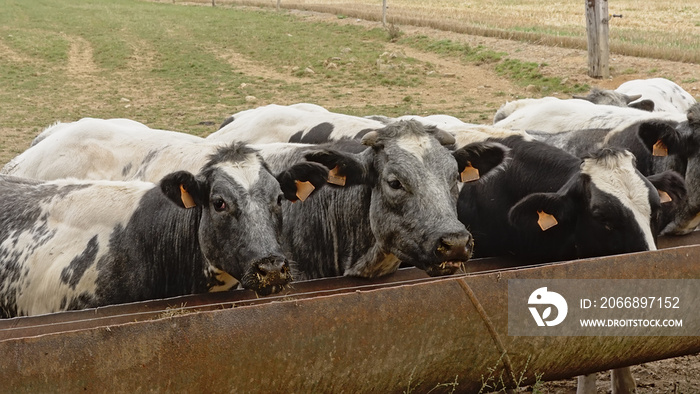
102;188;207;299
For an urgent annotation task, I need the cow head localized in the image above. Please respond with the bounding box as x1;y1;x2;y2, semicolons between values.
306;120;507;277
635;111;700;234
509;148;685;258
573;88;654;111
161;143;329;295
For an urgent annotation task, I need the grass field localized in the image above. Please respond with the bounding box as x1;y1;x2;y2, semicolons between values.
216;0;700;62
0;0;596;163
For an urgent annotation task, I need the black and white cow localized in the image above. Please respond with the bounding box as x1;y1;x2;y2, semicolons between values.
210;103;387;144
572;87;655;111
2;117;213;181
257;120;508;279
450;125;686;394
0;143;331;317
493;97;700;235
616;77;697;114
454;130;685;260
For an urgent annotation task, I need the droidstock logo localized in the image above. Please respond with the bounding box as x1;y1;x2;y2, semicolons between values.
528;287;568;327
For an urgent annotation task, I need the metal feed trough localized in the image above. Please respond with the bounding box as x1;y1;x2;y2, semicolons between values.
2;232;700;393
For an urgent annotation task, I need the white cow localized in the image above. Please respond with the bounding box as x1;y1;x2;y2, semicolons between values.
616;78;697;114
2;118;207;181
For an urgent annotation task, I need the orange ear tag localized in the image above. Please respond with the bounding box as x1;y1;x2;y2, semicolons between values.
537;210;558;231
328;166;347;186
460;163;480;183
180;184;196;209
295;180;315;202
659;190;672;203
652;140;668;157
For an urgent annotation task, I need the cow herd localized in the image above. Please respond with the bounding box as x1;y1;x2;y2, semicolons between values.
0;77;697;390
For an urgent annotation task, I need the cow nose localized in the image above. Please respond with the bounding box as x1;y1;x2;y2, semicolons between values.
436;232;474;261
255;257;292;285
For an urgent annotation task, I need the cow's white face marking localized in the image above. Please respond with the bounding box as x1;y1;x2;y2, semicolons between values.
215;153;261;190
396;134;432;162
581;151;657;250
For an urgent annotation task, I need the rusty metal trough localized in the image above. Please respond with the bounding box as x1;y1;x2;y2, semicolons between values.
2;232;700;393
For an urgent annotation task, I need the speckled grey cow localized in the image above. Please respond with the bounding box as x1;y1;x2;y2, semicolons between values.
258;120;508;279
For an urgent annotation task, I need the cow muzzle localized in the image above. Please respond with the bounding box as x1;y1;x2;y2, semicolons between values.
243;256;293;296
425;232;474;277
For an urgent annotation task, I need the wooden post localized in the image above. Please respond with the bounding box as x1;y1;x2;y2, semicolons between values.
585;0;610;78
382;0;387;27
277;0;281;12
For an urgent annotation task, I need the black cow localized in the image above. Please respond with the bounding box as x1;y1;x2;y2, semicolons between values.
494;97;700;235
457;134;686;261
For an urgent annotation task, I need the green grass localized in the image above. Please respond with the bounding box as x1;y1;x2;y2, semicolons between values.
0;0;590;163
0;0;437;140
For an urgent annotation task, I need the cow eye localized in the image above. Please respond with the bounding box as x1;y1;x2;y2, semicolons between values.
388;179;403;190
277;194;284;206
213;198;227;212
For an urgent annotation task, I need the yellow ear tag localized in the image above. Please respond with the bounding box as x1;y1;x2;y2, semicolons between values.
537;210;558;231
180;184;196;209
295;180;315;202
659;190;672;203
328;165;347;186
460;163;480;183
653;140;668;157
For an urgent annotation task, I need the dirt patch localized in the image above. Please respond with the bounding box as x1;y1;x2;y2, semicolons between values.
64;33;100;77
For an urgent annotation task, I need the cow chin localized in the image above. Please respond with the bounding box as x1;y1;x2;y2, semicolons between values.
423;260;467;277
240;256;293;296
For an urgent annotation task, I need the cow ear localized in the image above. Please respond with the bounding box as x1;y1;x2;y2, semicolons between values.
628;99;654;112
646;170;687;205
686;103;700;126
425;126;456;146
360;131;382;149
304;149;368;186
160;171;207;209
276;162;330;202
637;121;680;156
509;193;575;232
453;142;509;182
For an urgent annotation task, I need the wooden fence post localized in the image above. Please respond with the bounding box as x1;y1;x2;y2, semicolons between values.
585;0;610;78
382;0;387;27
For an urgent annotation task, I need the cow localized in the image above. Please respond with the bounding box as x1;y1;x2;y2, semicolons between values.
209;103;387;144
0;143;332;317
493;97;700;235
367;114;472;129
454;128;685;260
254;120;509;279
2;117;209;181
572;87;655;111
450;125;686;394
616;77;697;114
4;118;507;280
